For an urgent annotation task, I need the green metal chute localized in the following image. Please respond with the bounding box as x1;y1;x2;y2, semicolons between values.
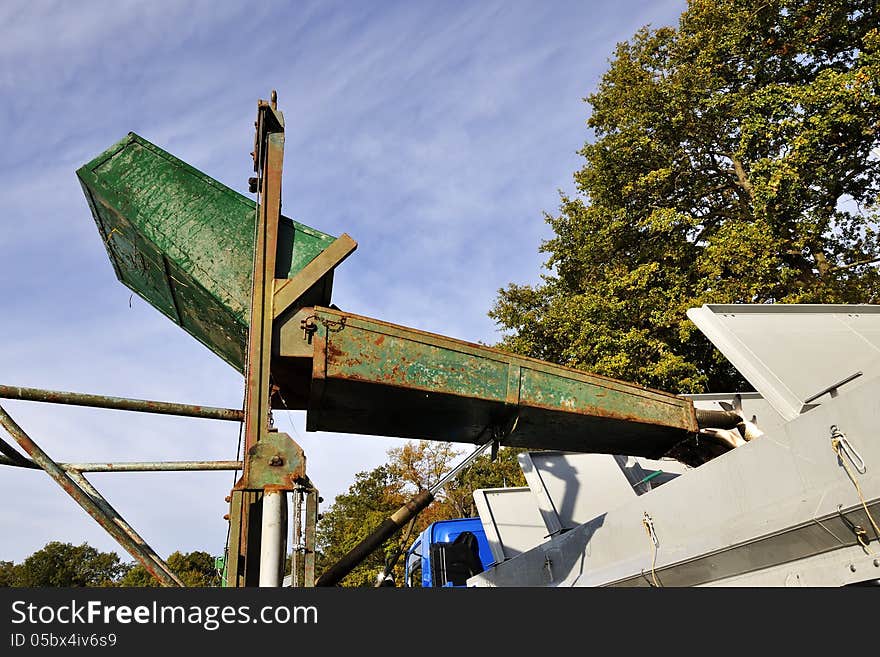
78;135;697;456
77;133;336;371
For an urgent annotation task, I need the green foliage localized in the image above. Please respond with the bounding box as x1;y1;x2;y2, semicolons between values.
118;550;219;587
2;542;128;587
445;448;526;518
316;464;406;588
0;543;219;588
492;0;880;393
316;441;525;587
0;561;17;587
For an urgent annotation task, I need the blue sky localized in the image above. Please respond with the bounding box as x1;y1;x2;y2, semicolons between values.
0;0;686;563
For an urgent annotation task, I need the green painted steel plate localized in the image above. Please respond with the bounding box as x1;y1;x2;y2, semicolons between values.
305;308;699;457
77;133;336;371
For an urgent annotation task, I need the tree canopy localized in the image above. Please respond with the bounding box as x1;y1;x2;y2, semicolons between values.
119;550;219;587
0;543;219;587
316;440;525;587
3;541;127;587
492;0;880;393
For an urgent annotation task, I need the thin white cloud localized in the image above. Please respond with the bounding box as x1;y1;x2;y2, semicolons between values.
0;0;686;562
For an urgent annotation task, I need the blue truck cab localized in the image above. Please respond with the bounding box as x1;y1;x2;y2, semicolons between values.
404;517;494;587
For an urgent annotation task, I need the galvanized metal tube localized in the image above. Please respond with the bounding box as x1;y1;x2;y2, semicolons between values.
259;490;286;587
0;403;180;587
0;457;242;472
65;460;243;473
0;384;244;422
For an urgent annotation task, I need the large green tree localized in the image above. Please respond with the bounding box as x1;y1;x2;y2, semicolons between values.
5;542;128;587
119;551;219;587
492;0;880;393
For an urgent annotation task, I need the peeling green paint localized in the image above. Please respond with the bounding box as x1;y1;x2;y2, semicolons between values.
77;133;336;371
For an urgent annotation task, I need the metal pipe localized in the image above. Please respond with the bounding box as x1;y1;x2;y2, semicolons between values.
67;470;182;586
0;434;35;467
259;490;286;587
290;488;302;587
0;384;244;422
0;403;180;587
315;439;492;587
0;457;242;472
694;408;742;429
304;488;318;587
428;440;493;494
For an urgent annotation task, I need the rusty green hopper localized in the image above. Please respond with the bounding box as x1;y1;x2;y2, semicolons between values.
79;135;697;457
301;308;696;457
77;133;336;371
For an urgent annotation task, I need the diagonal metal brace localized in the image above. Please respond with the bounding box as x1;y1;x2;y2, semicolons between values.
273;233;357;320
0;403;182;586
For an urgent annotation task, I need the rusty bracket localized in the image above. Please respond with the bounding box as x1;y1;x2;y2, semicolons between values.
234;431;305;491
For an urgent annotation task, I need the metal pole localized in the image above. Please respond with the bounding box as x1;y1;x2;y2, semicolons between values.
0;457;243;472
315;440;492;587
0;403;180;586
291;488;302;587
227;92;287;587
67;470;182;586
259;490;286;587
0;384;244;422
304;488;318;587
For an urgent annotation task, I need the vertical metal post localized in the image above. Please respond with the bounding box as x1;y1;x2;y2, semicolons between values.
243;96;284;458
304;488;318;586
227;92;287;587
259;490;286;586
290;487;302;587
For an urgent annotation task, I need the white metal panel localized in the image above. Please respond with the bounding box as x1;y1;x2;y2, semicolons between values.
472;487;547;564
687;304;880;421
519;452;637;534
614;455;691;494
470;373;880;588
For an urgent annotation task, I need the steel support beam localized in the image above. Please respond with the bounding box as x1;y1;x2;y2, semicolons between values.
227;92;307;587
304;487;318;587
0;404;181;586
290;487;303;587
0;457;242;472
0;384;244;422
272;233;357;320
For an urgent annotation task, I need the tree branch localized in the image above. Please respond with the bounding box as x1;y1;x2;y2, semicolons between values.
830;256;880;273
729;155;755;203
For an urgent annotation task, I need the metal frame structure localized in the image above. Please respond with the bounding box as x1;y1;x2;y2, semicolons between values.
0;386;246;586
0;93;339;588
12;95;829;589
